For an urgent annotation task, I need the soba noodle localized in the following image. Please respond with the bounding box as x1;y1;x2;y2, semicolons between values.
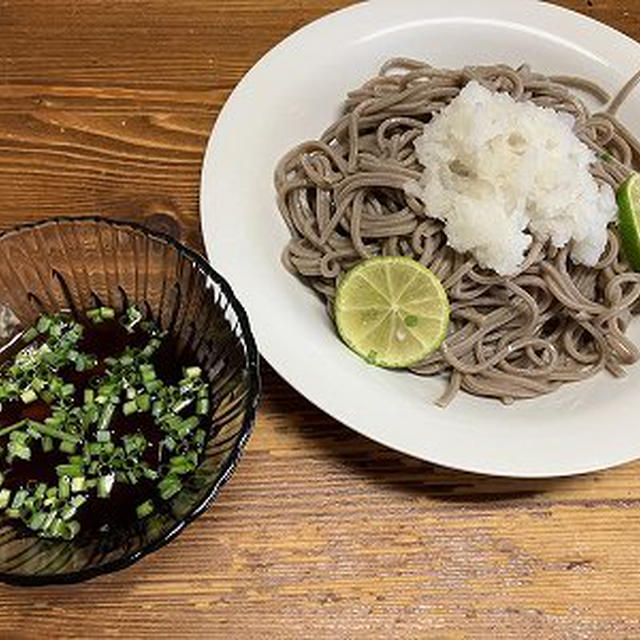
275;60;640;405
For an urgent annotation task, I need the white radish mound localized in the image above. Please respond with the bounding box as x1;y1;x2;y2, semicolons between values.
409;81;617;276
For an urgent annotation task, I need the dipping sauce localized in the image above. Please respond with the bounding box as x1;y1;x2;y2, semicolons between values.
0;306;210;540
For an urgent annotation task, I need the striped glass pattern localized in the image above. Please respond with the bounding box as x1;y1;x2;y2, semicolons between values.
0;217;259;585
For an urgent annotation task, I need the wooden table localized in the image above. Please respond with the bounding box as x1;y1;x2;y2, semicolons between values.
0;1;639;637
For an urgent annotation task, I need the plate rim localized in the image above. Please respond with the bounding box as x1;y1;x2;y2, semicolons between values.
200;0;640;478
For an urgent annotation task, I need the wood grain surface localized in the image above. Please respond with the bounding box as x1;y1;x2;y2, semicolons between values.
0;0;639;638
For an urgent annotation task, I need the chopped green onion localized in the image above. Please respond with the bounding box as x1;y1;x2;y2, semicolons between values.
28;421;80;444
58;476;71;500
22;326;39;343
97;474;115;498
88;307;114;324
34;483;47;500
11;489;28;509
59;439;77;454
20;388;38;404
123;433;147;456
136;500;154;518
123;399;137;416
141;338;161;358
41;511;57;531
56;464;85;478
169;456;194;475
0;307;209;541
70;495;87;509
196;397;210;415
136;394;150;412
158;475;182;500
28;512;48;531
162;415;181;431
61;383;75;398
178;416;200;437
152;401;164;417
7;440;31;461
96;430;111;443
120;354;134;367
140;368;156;384
87;442;103;456
0;489;11;509
172;397;194;414
47;517;64;537
63;521;80;539
142;467;159;481
72;352;95;372
185;366;201;379
0;420;26;438
123;306;142;332
59;504;77;521
44;414;64;427
97;402;116;431
10;430;29;444
101;441;115;454
37;316;51;333
71;476;86;493
144;379;163;393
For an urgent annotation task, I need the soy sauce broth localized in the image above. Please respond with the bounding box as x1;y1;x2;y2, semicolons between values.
0;308;211;541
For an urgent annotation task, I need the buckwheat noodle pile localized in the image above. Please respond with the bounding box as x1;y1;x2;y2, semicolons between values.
275;60;640;405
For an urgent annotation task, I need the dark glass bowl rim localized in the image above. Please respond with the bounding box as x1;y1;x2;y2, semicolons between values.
0;215;261;587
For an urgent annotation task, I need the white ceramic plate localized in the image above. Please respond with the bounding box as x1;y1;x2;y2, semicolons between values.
200;0;640;477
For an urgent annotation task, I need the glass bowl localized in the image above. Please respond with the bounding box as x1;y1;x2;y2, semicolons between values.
0;217;260;585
